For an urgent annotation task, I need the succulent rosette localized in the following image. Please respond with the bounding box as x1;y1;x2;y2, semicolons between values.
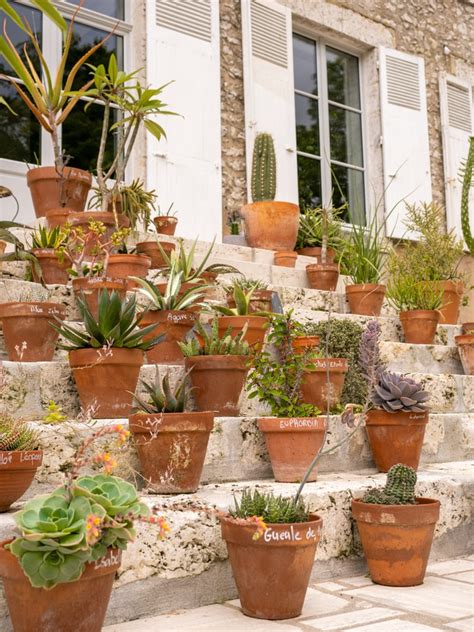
372;372;429;413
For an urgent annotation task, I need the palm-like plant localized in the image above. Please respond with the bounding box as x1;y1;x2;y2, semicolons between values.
132;267;205;311
133;371;192;414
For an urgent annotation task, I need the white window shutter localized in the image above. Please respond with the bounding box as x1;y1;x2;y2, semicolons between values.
439;74;473;244
241;0;298;203
146;0;222;241
379;48;432;239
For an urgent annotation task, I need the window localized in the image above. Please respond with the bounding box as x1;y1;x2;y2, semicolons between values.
293;34;366;224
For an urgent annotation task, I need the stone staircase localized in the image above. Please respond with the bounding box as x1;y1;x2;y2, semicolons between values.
0;234;473;629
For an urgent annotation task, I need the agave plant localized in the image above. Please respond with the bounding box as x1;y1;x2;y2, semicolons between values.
179;318;250;357
134;371;192;414
212;283;269;317
0;415;39;451
372;372;429;413
295;206;344;250
132;267;205;311
228;277;268;292
30;225;67;250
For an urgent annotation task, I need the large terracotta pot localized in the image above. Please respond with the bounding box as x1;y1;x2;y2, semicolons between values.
435;279;464;324
296;247;336;262
0;543;121;632
0;240;5;273
258;416;326;482
129;411;214;493
26;166;91;218
106;254;151;289
291;335;320;355
139;310;196;363
31;248;71;285
221;513;322;619
227;289;273;314
69;348;144;418
346;284;386;317
273;251;297;267
136;240;176;268
69;211;129;256
72;277;128;319
241;201;299;251
300;358;348;411
0;302;66;361
455;334;474;375
365;408;428;472
0;450;43;511
45;207;74;227
462;322;474;334
154;216;178;236
218;315;268;349
399;310;440;344
306;263;339;291
352;498;440;587
184;355;248;415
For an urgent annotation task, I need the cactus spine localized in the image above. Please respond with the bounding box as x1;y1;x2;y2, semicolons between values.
362;463;417;505
460;135;474;255
251;133;276;202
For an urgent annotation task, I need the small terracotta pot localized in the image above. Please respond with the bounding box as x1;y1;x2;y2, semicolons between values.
69;211;129;256
241;201;299;251
218;315;268;349
129;411;214;493
365;408;429;472
352;498;440;587
0;240;5;273
346;284;386;316
258;416;326;482
0;302;66;361
0;543;121;632
296;246;336;263
26;166;91;218
306;263;339;291
31;248;71;285
136;240;176;268
433;279;464;324
274;251;297;267
221;513;322;619
138;310;196;363
184;355;249;415
462;322;474;334
153;216;178;236
227;289;273;314
106;254;151;289
45;207;74;227
455;334;474;375
291;335;320;355
72;277;127;319
0;450;43;511
69;348;144;418
301;358;348;411
399;310;440;344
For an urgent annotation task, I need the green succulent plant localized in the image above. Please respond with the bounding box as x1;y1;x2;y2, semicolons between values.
251;133;276;202
155;237;240;280
30;225;67;250
362;464;417;505
178;318;250;357
0;415;39;451
133;371;192;414
212;283;269;317
228;277;268;292
386;274;443;312
295;206;344;250
133;266;205;311
459;136;474;255
231;489;309;524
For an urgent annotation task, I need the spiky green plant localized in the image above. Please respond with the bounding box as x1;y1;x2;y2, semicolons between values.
132;267;205;311
228;277;268;292
231;489;309;523
295;206;344;250
134;371;192;414
460;135;474;255
212;283;270;317
0;415;39;451
339;214;387;285
362;464;417;505
155;237;240;280
30;225;67;250
179;318;250;357
386;275;443;312
251;133;276;202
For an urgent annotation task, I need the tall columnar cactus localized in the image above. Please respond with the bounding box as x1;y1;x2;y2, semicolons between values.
251;133;276;202
362;464;417;505
460;135;474;255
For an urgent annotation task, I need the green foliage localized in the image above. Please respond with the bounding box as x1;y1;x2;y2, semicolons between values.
0;221;42;281
133;267;205;311
386;275;443;312
460;136;474;255
228;277;268;292
251;133;276;202
179;318;250;357
340;215;387;284
231;489;309;523
134;371;192;414
43;401;67;425
0;415;39;451
212;283;269;317
30;225;67;250
295;206;345;251
89;179;157;231
362;464;417;505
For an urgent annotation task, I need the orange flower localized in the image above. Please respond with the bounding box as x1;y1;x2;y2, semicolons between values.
146;515;171;539
249;515;268;541
86;514;103;545
93;452;118;474
114;424;131;444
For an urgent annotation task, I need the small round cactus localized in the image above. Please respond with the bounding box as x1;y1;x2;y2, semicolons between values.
362;464;417;505
251;133;276;202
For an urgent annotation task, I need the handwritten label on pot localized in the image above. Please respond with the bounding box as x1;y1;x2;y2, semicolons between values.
263;524;321;543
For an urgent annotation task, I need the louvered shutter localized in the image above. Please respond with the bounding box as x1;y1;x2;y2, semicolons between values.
146;0;222;241
439;74;473;243
379;48;432;239
241;0;298;203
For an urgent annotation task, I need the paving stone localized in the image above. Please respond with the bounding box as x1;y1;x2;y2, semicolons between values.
339;575;373;588
303;607;402;630
314;581;347;592
427;559;474;575
349;620;443;632
445;618;474;631
444;570;474;584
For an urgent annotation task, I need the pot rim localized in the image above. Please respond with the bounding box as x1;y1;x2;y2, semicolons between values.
345;283;386;293
218;315;268;326
455;334;474;344
366;408;428;425
351;497;440;525
69;347;144;366
26;165;91;181
0;450;43;469
184;354;249;368
129;411;214;433
399;309;440;319
136;240;176;249
220;512;322;529
154;216;178;223
241;201;299;212
306;263;339;272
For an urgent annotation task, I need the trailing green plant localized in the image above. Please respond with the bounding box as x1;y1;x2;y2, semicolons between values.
212;283;270;317
386;274;443;312
0;414;39;451
228;277;268;292
295;206;345;252
133;371;192;414
43;401;67;425
362;463;417;505
133;267;205;311
340;215;387;285
30;225;67;250
231;489;309;524
179;318;250;357
459;135;474;255
251;133;276;202
89;179;157;231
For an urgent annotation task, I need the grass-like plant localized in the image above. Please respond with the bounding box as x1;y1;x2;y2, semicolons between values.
134;371;192;414
386;275;443;312
179;318;250;357
231;489;309;524
133;267;205;311
0;414;39;451
340;215;387;285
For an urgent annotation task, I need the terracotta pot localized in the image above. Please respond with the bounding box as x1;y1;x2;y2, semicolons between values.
399;310;440;344
273;251;297;267
291;335;320;355
462;322;474;334
296;246;336;262
365;408;429;472
0;302;66;361
69;348;144;418
129;411;214;493
0;450;43;511
26;166;91;218
184;355;248;415
218;315;268;349
227;289;273;314
433;279;464;324
352;498;440;587
301;358;348;411
45;207;74;227
72;277;128;319
138;310;196;363
153;216;178;236
0;543;121;632
455;334;474;375
69;211;130;256
106;254;151;289
221;513;322;619
136;240;176;268
258;416;326;482
346;284;386;316
241;201;299;251
31;248;71;285
306;263;339;291
0;240;5;273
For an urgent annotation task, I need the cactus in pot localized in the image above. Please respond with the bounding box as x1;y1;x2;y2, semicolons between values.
362;463;417;505
251;133;276;202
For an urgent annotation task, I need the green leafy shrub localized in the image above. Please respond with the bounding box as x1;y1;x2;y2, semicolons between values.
231;489;309;524
362;464;417;505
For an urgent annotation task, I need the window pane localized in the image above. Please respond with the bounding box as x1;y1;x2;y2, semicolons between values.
326;47;360;109
297;156;321;210
331;165;365;224
0;83;40;163
329;105;363;167
67;1;124;20
295;94;320;156
0;2;42;75
293;34;318;95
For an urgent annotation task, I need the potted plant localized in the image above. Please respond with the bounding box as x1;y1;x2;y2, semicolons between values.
89;179;157;232
0;221;43;280
240;133;299;250
306;209;340;291
455;323;474;375
54;291;161;418
30;225;70;285
179;318;250;415
129;372;214;493
352;464;440;586
226;278;274;313
295;205;344;259
136;236;176;269
104;232;152;290
273;251;298;267
154;203;178;236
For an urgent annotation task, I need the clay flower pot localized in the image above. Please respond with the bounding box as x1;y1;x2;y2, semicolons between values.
136;240;176;268
0;543;121;632
106;254;151;289
296;246;336;262
291;335;320;355
346;284;386;316
258;416;326;482
45;207;74;227
227;289;273;314
241;201;299;251
153;216;178;236
0;240;5;273
461;322;474;334
365;408;429;472
433;279;464;324
69;348;144;418
129;411;214;493
72;277;128;319
138;310;197;363
69;211;129;256
0;450;43;511
218;315;268;349
26;166;91;218
0;302;66;361
352;498;440;587
273;251;297;267
306;263;339;291
184;355;248;415
31;248;71;285
399;310;440;344
221;513;322;619
455;334;474;375
300;358;348;411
